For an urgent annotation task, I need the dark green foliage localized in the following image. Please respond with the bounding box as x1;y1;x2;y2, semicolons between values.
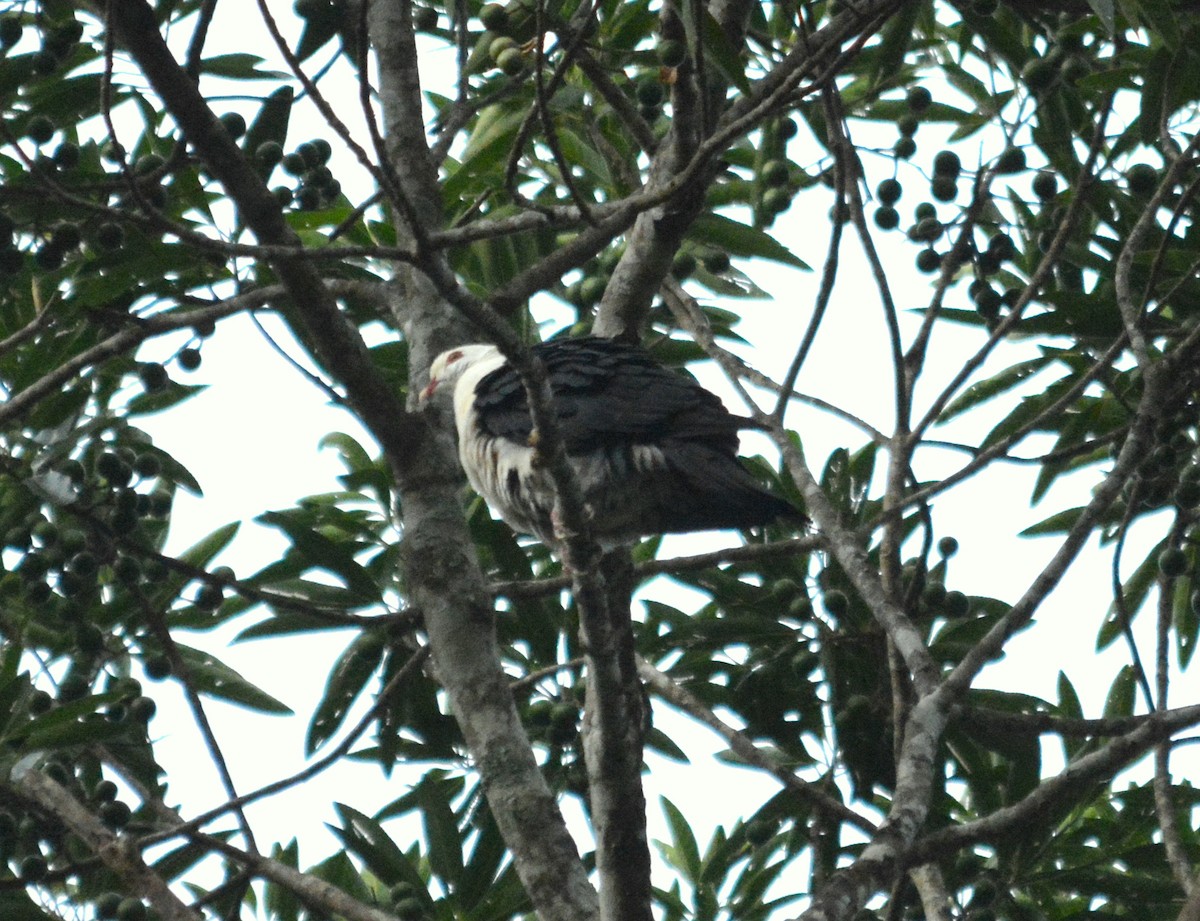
0;4;1196;921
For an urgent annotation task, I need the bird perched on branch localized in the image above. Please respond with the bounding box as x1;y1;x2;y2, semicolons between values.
421;336;801;546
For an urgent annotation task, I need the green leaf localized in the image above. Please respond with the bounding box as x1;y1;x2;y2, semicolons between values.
180;521;240;569
235;610;355;641
457;799;507;910
658;796;701;883
125;381;206;416
333;803;424;888
1102;665;1136;718
258;510;381;603
871;1;920;88
243;86;294;164
1100;541;1163;650
263;841;302;921
417;774;465;886
1175;577;1199;669
306;633;385;755
557;126;612;185
175;645;293;714
699;6;750;94
0;891;63;921
1019;506;1085;537
939;355;1052;422
688;213;808;268
1088;0;1116;34
200;53;286;80
22;693;128;749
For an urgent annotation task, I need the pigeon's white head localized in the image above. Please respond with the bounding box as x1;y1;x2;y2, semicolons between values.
420;344;504;406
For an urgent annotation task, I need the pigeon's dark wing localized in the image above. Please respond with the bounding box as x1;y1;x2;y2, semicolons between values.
472;337;746;453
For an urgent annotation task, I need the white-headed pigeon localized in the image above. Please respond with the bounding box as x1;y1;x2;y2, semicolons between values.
422;336;800;545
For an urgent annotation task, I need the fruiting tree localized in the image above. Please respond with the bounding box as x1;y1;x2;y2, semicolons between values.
2;1;1200;920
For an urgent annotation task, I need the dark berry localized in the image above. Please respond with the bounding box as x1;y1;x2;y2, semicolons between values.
479;3;509;32
116;897;147;921
53;141;79;169
906;86;932;112
1032;171;1058;200
96;222;125;251
1126;163;1158;197
911;216;943;242
133;153;164;175
195;582;224;611
876;177;902;205
177;347;202;371
413;6;438;31
702;251;731;273
930;174;958;202
762;159;790;188
18;854;48;881
0;16;22;48
281;152;306;176
51;222;81;250
933;150;961;176
34;245;65;270
1159;547;1189;578
128;696;156;723
26;115;55;145
137;362;169;391
636;77;664;107
761;187;791;213
996;146;1027;174
873;206;899;230
256;140;283;166
671;250;696;280
916;248;941;273
893;136;917;159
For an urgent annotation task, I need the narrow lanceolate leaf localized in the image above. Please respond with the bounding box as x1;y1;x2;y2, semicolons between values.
1088;0;1116;34
179;521;240;569
699;6;750;93
658;797;701;884
1102;665;1137;718
417;775;466;885
688;213;809;268
243;86;294;161
175;645;293;714
305;633;385;755
1019;506;1084;537
333;804;425;889
259;511;381;602
939;355;1053;422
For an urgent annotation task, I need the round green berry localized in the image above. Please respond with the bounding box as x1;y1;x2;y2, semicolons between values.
657;38;686;68
1159;547;1189;578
